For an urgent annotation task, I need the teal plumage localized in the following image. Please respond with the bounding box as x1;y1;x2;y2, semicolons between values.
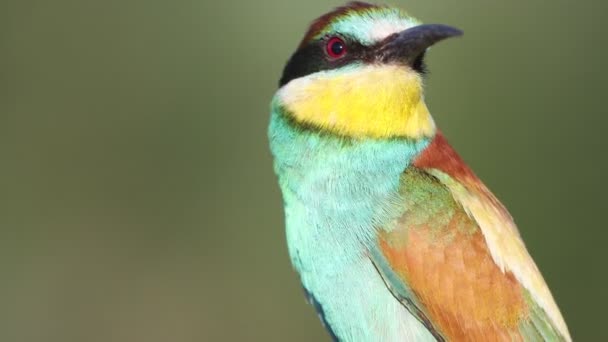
269;2;570;341
269;107;434;340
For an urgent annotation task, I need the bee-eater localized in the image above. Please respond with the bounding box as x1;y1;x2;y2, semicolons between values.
268;2;571;341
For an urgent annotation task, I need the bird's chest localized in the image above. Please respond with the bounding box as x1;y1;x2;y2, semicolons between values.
280;168;425;341
279;166;434;341
282;171;395;267
277;139;411;272
269;113;433;340
269;113;425;270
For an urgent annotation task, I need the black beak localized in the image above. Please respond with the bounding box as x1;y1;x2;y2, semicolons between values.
378;24;463;66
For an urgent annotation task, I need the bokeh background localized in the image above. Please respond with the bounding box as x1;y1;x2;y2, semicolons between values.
1;0;606;341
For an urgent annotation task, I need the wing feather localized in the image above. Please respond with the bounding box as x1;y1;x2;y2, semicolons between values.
370;133;570;341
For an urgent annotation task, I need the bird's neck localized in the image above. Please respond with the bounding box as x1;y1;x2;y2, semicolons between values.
269;107;430;268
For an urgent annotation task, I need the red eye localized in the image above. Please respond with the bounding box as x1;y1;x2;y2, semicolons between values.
326;37;347;58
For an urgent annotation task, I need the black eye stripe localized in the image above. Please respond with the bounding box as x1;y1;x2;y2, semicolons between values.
279;35;407;86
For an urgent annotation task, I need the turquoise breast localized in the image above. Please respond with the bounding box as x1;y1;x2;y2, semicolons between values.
268;106;435;341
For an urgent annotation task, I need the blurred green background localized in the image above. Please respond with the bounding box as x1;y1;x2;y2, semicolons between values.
1;0;606;341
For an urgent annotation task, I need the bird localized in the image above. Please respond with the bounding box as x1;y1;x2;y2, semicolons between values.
267;2;571;341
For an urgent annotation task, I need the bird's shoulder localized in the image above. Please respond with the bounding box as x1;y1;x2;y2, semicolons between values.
369;132;571;341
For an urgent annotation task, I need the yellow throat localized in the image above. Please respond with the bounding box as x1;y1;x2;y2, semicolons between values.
277;64;435;139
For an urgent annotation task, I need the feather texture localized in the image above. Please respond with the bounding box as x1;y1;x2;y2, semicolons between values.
269;3;571;340
371;133;571;341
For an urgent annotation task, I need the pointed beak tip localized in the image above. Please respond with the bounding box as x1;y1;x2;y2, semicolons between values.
445;26;464;38
420;23;464;39
451;27;464;37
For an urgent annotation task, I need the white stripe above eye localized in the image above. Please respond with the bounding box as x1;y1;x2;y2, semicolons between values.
322;10;420;45
369;18;418;43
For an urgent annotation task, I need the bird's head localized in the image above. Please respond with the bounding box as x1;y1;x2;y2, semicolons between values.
274;2;462;140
